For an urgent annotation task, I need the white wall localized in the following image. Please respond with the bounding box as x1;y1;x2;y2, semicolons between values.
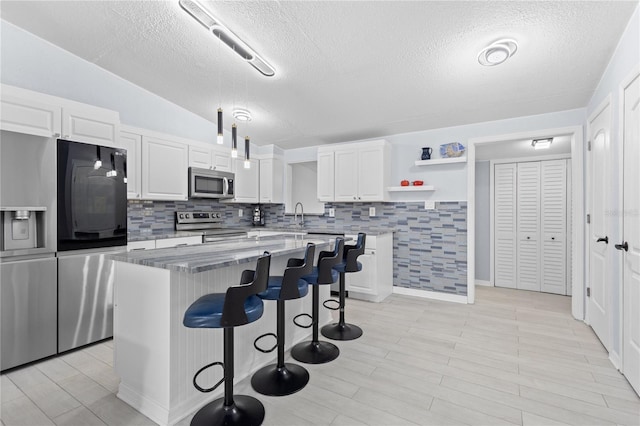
585;5;640;359
475;161;490;281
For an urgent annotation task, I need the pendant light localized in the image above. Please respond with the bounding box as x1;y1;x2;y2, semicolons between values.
231;124;238;158
217;108;223;144
244;136;251;169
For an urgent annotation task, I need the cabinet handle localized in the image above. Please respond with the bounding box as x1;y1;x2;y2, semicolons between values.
596;236;609;244
551;237;555;240
131;248;146;251
358;197;361;200
353;197;356;200
614;241;629;252
527;236;530;240
175;243;188;247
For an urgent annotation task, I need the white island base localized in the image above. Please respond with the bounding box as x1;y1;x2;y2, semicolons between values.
113;256;331;426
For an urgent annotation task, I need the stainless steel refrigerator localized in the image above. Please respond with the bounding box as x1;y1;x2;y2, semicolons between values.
0;131;58;370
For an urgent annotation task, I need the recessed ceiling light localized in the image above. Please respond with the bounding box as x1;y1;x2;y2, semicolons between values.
478;39;518;66
532;138;553;149
233;108;252;122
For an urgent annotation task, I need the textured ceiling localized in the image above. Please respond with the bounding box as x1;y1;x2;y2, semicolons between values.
1;1;637;149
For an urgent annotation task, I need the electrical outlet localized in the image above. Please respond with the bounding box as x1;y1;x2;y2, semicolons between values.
424;201;436;210
369;207;376;217
328;208;335;217
238;208;243;217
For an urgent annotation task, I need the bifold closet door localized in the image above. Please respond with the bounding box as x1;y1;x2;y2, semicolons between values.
494;164;517;288
541;160;567;295
517;162;541;291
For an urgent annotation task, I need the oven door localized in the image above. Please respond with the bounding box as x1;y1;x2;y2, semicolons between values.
57;140;127;251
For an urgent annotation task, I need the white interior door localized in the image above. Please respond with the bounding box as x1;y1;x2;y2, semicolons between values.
622;71;640;395
541;160;568;295
588;101;611;351
517;162;541;291
494;163;517;288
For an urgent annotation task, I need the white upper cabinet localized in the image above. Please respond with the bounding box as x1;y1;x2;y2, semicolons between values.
317;151;335;202
119;131;142;200
61;105;119;146
0;91;61;138
229;158;259;203
320;139;391;202
141;136;188;200
259;157;284;204
0;84;119;145
188;144;232;172
188;145;212;169
211;146;232;172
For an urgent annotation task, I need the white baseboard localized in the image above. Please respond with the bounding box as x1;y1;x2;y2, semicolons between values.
393;287;467;304
609;351;622;371
475;280;492;287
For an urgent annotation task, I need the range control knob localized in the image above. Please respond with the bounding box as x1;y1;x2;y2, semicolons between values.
216;213;222;218
185;214;190;219
179;214;184;219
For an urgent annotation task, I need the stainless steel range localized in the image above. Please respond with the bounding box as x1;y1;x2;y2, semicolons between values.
175;211;248;242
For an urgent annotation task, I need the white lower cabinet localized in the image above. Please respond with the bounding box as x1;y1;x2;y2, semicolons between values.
345;233;393;302
142;136;188;200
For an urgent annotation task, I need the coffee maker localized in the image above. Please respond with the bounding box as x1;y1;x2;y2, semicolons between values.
252;205;265;226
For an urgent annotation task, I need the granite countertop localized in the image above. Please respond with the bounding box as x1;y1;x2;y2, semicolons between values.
113;234;335;274
127;230;203;242
127;226;393;243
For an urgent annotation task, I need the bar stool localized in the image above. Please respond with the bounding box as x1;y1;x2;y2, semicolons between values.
322;233;366;341
290;237;344;364
183;252;271;426
251;243;315;396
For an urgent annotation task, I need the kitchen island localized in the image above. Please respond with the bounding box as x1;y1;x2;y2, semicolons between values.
110;235;337;426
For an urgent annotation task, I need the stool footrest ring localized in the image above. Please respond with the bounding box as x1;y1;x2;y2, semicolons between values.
193;361;224;393
253;332;278;353
293;313;313;329
323;298;340;311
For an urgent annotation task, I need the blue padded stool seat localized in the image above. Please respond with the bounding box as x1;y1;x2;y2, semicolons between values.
183;293;264;329
332;261;362;274
302;267;339;285
258;276;309;300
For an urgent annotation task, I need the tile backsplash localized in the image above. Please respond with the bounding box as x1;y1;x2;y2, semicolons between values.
128;200;467;296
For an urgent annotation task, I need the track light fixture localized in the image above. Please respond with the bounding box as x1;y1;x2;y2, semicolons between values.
179;0;276;77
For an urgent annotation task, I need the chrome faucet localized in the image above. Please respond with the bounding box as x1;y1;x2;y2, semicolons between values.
294;202;304;227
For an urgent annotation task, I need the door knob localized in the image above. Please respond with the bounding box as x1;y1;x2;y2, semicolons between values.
596;236;609;244
614;241;629;252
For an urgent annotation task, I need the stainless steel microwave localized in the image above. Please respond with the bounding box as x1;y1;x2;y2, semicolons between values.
188;167;234;199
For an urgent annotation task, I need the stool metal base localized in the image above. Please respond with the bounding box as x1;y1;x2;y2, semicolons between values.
291;340;340;364
190;395;264;426
251;363;309;396
321;322;363;341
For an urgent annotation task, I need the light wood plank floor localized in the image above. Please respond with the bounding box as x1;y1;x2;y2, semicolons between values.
1;287;638;425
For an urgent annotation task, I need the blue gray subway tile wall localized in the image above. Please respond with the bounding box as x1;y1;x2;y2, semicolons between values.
128;200;467;296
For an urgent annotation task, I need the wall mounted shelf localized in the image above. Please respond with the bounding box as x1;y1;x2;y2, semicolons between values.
414;157;467;166
387;185;435;192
